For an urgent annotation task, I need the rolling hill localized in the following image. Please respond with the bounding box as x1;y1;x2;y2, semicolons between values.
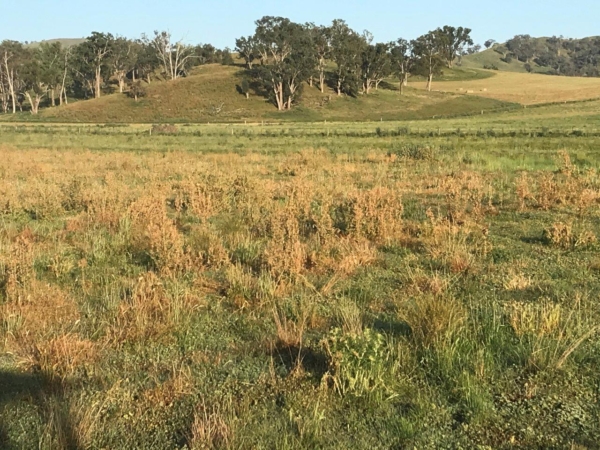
462;48;531;72
37;64;515;123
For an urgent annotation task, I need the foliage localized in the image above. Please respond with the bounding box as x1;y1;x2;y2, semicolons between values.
247;16;316;110
127;80;147;102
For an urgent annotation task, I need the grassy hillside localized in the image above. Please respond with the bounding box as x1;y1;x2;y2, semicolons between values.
4;60;600;124
462;48;530;72
34;64;513;123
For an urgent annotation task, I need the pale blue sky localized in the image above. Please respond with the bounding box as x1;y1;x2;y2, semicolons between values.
3;0;597;47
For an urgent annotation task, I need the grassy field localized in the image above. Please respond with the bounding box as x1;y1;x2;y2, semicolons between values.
1;101;600;449
413;70;600;105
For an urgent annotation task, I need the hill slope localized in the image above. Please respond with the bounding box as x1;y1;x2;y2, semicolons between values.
39;65;514;123
462;48;530;72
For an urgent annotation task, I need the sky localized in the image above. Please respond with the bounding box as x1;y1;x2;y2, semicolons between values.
2;0;598;48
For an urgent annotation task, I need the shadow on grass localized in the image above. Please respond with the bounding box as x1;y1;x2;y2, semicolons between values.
372;317;412;338
520;235;547;245
0;370;82;450
271;344;328;380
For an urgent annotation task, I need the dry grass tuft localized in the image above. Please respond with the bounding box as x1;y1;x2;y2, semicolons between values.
189;401;234;450
400;295;466;348
111;272;172;343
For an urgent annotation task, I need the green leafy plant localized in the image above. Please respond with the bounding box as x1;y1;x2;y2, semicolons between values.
323;328;388;396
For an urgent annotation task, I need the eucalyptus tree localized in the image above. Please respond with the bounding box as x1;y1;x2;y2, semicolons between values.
305;23;330;91
361;42;391;93
111;37;138;93
35;42;64;106
390;39;415;94
235;36;258;69
329;19;365;96
134;40;160;83
412;31;443;91
73;32;115;98
146;31;196;80
0;40;25;113
435;26;473;68
248;16;315;110
21;48;51;114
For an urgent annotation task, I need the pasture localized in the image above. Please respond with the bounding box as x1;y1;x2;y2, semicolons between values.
1;105;600;449
414;70;600;105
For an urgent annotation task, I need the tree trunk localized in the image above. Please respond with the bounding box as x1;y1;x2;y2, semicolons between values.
308;76;313;87
62;87;68;105
60;62;68;106
95;67;101;98
426;73;433;91
50;89;55;107
274;81;284;111
245;92;249;99
25;92;41;115
8;74;16;114
147;74;152;84
320;71;325;93
118;75;125;93
336;79;342;96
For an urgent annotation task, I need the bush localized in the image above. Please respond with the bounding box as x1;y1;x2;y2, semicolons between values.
483;64;499;70
221;48;234;66
150;124;179;135
127;81;147;102
240;79;250;99
391;144;439;160
323;328;389;397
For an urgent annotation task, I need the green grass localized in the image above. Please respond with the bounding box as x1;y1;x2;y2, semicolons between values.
462;47;531;72
1;101;600;449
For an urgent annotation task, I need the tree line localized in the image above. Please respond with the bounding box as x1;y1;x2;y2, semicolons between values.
0;19;476;114
0;31;234;114
485;35;600;76
236;18;473;110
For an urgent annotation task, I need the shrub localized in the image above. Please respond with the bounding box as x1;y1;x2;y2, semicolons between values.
391;144;439;160
323;328;388;397
127;81;147;102
483;64;499;70
151;124;179;135
240;79;250;99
